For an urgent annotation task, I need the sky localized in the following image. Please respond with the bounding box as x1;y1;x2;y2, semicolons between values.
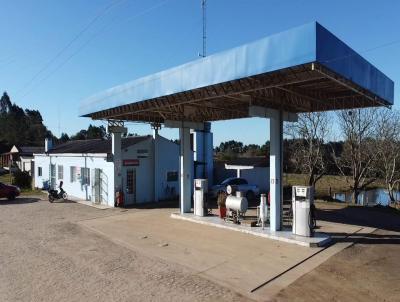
0;0;399;146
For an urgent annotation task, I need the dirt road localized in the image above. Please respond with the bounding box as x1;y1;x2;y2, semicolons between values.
1;197;399;302
273;203;400;302
0;197;249;302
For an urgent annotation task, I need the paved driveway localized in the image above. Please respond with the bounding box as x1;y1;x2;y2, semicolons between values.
1;197;398;302
0;197;248;302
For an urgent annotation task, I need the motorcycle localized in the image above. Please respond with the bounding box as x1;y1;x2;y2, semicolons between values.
48;189;68;203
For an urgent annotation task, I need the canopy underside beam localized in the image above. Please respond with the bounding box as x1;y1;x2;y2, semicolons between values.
87;63;387;123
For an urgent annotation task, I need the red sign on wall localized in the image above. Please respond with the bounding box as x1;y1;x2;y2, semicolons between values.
123;159;139;166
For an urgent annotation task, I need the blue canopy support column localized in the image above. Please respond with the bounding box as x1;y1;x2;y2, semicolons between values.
269;110;283;232
249;106;297;231
165;121;204;213
192;122;214;189
179;127;192;213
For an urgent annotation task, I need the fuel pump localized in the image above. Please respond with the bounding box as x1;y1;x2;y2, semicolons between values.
194;179;208;216
292;186;315;237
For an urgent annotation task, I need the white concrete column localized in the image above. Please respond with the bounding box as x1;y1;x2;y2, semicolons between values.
269;109;283;232
179;127;192;213
112;132;123;193
153;132;159;202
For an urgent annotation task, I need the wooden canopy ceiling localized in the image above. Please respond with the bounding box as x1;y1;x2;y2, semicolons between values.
86;63;388;124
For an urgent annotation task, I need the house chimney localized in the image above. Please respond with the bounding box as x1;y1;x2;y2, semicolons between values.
45;138;53;153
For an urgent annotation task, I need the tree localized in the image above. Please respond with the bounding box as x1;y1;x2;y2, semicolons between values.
242;144;262;157
0;92;11;114
215;140;244;159
375;109;400;202
286;112;330;187
334;109;378;204
70;125;107;140
86;124;106;139
0;92;53;146
218;140;244;154
59;133;70;143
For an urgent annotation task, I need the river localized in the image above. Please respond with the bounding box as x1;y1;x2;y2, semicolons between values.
333;188;400;206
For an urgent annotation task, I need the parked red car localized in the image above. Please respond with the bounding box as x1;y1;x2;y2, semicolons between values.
0;182;21;200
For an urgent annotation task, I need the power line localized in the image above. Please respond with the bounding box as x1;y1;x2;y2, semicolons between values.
82;34;400;105
20;0;173;99
16;0;125;97
322;37;400;64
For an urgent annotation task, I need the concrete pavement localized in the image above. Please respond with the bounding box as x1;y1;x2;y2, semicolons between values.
78;208;373;301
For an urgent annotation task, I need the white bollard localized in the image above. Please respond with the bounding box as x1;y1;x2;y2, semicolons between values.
260;193;267;230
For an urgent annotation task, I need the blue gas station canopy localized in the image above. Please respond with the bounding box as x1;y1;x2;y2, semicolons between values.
80;22;394;123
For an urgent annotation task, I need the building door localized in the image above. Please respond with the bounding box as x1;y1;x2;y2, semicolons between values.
50;164;56;189
93;169;108;205
125;169;136;204
93;169;101;204
100;170;108;205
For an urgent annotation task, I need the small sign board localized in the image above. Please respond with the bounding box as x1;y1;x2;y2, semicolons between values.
123;159;139;166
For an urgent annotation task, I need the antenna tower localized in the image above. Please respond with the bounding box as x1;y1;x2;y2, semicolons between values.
201;0;207;57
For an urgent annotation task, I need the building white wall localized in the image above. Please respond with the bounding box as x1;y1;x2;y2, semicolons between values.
214;163;270;193
154;135;180;201
120;136;180;205
241;167;270;193
34;155;50;189
120;138;154;205
34;154;115;207
19;157;33;173
34;135;182;207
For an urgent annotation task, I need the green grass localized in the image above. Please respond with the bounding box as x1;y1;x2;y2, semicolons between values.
0;173;13;184
283;173;386;199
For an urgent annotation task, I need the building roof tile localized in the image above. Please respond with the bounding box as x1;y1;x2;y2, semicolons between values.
46;136;151;154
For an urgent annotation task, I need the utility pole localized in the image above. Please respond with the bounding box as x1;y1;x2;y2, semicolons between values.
201;0;207;57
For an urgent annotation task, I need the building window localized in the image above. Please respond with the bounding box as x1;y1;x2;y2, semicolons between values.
70;166;77;183
58;165;63;180
38;167;42;177
137;149;149;158
81;168;90;185
167;171;178;182
126;169;135;194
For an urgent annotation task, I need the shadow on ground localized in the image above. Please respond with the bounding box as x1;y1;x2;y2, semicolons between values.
0;197;40;205
328;231;400;245
50;199;76;204
124;199;179;209
316;205;400;232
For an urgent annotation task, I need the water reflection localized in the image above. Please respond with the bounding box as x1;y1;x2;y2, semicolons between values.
333;189;400;206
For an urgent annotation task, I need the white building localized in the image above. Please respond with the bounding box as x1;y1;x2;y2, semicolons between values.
214;157;270;193
1;145;44;174
34;134;181;207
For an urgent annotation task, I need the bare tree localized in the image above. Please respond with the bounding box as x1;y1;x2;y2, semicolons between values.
375;109;400;202
286;112;330;187
334;108;378;204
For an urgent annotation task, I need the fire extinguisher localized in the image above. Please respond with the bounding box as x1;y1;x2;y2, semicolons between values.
115;190;124;207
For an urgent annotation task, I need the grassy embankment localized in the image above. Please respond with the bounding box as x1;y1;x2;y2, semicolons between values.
283;173;386;200
0;174;45;196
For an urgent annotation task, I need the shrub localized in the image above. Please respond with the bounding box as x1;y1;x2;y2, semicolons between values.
12;171;32;189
